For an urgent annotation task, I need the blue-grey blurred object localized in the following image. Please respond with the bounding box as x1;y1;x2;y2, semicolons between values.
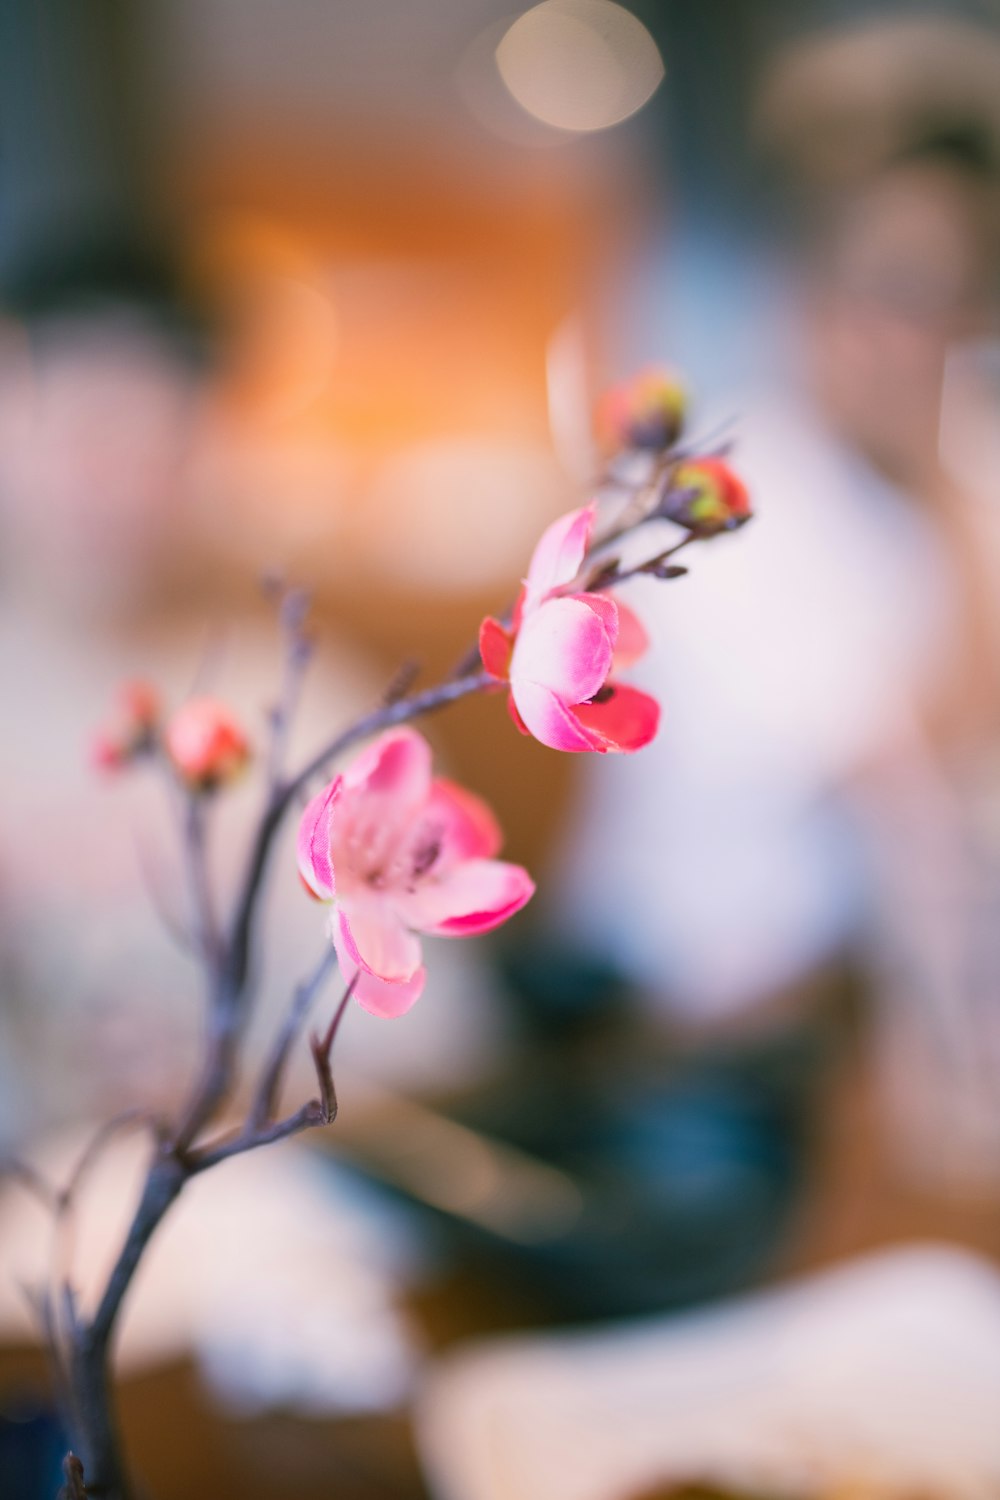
336;936;837;1324
0;1387;66;1500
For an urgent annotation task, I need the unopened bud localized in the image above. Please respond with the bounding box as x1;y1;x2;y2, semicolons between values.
90;679;161;774
597;367;687;454
165;697;250;791
661;458;751;534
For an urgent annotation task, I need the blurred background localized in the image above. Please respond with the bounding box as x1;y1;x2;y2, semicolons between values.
1;1;1000;1497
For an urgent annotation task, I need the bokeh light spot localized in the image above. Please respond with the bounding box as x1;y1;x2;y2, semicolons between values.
495;0;664;134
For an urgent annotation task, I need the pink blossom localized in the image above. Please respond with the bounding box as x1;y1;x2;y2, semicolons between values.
479;503;660;754
297;728;534;1018
165;697;250;789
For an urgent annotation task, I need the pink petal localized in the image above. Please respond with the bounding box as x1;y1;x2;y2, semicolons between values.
511;596;614;703
296;777;341;900
336;902;422;984
332;915;425;1018
524;503;596;609
335;729;434;880
508;679;602;752
507;693;530;736
574;590;617;639
479;616;513;681
400;858;535;936
343;727;431;805
421;778;502;865
572;682;660;752
610;598;650;671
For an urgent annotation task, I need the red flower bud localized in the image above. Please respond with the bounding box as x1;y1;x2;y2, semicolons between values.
597;367;687;454
165;697;250;790
90;679;161;774
664;457;751;534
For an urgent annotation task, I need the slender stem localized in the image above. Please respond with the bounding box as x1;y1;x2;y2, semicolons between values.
308;974;358;1124
0;1155;58;1211
266;612;313;793
195;968;355;1172
188;1100;326;1174
89;1154;186;1350
182;792;222;976
249;945;339;1129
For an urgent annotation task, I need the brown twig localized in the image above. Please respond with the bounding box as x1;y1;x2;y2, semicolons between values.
250;944;339;1130
0;1154;58;1212
308;973;358;1124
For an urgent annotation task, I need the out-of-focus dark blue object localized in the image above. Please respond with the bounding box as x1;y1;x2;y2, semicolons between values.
336;936;836;1324
0;1387;67;1500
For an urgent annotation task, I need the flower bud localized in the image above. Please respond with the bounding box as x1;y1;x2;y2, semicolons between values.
662;457;751;534
165;697;250;790
90;679;161;773
597;367;687;454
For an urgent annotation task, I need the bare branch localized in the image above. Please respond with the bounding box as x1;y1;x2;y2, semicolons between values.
0;1155;58;1212
266;585;314;793
250;945;339;1130
133;831;196;955
58;1110;163;1218
309;974;358;1125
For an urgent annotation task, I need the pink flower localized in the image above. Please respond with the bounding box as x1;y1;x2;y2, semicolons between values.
165;697;250;790
297;728;535;1018
479;503;660;754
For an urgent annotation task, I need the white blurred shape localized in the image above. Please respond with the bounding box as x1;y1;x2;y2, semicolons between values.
495;0;663;134
418;1245;1000;1500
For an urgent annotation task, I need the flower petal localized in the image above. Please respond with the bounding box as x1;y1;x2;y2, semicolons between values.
297;777;341;900
511;596;614;703
572;682;660;752
332;913;425;1018
611;598;650;671
524;503;596;609
400;858;535;936
479;616;514;681
421;778;503;866
337;901;422;983
343;727;432;804
335;728;434;884
508;678;602;752
507;693;530;736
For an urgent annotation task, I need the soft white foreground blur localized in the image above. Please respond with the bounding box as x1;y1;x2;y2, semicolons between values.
418;1245;1000;1500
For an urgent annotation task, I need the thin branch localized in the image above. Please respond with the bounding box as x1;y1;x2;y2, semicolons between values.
52;1111;164;1321
19;1280;75;1437
188;1100;326;1174
182;791;223;975
582;533;696;591
381;658;421;706
285;670;495;805
0;1154;58;1212
133;832;196;955
192;969;356;1173
249;944;339;1130
266;587;314;793
309;973;358;1124
58;1110;162;1217
89;1152;186;1348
